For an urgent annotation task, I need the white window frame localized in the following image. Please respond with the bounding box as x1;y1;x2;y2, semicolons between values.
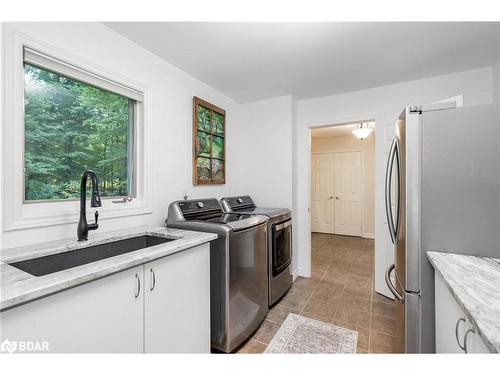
2;27;153;231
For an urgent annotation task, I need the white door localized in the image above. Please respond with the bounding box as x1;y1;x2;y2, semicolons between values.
334;152;362;236
144;244;211;353
0;265;144;353
311;153;335;233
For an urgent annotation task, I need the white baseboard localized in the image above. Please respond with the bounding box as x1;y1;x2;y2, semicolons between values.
363;232;375;239
292;267;310;281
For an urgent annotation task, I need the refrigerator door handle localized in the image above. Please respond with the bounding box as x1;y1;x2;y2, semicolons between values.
385;263;405;303
393;139;401;239
385;139;398;244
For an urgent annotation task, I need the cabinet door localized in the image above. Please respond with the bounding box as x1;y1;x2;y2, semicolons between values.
466;326;492;353
144;244;210;353
0;265;144;353
434;272;468;353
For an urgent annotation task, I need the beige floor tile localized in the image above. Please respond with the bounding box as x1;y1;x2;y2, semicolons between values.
338;294;371;313
252;320;281;344
334;305;371;329
322;269;349;285
310;261;330;273
309;268;327;279
312;280;344;302
266;304;299;325
349;263;373;279
344;275;372;299
294;274;322;289
279;291;309;311
300;311;333;324
353;254;374;266
302;296;339;320
289;283;315;299
372;291;393;304
372;300;396;319
369;332;396;353
370;315;396;337
244;233;388;353
237;339;267;353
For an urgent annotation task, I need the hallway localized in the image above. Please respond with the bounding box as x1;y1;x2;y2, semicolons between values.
238;233;398;353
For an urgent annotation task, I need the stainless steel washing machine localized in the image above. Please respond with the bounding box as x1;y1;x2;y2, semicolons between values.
220;195;292;306
166;198;268;353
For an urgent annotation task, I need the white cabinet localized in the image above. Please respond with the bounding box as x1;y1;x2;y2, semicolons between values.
435;272;491;353
0;243;211;353
144;244;210;353
1;265;144;353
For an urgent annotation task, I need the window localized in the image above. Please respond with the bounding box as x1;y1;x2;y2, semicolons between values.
23;48;143;201
3;30;152;231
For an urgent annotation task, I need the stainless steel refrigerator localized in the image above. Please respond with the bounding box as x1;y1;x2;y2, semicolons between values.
384;101;500;353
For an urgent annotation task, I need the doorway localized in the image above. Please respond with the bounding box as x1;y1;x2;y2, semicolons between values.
303;120;397;352
310;121;374;238
311;151;362;236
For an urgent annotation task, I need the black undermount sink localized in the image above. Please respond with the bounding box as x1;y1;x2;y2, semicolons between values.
9;235;175;277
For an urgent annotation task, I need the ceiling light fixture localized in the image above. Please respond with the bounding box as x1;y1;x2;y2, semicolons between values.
352;122;373;140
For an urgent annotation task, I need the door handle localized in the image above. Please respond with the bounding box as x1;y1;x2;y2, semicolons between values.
385;264;404;303
385;139;400;244
134;273;141;298
150;268;156;291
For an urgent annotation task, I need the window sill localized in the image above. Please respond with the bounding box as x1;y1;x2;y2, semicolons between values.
3;199;152;232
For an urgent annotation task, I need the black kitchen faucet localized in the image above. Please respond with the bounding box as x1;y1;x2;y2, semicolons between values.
77;170;102;241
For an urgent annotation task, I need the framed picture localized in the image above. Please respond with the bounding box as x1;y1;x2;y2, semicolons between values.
192;96;226;185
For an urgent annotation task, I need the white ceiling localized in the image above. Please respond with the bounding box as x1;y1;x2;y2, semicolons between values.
311;122;375;138
104;22;500;103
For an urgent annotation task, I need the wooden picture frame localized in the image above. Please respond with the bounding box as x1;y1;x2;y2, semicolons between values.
192;96;226;185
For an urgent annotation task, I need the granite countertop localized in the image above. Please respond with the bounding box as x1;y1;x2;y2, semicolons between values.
0;226;217;311
427;251;500;353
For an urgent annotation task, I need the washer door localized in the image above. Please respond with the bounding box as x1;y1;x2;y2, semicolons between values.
272;219;292;276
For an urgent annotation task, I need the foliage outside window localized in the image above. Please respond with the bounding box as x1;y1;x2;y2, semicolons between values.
24;62;135;201
193;97;226;185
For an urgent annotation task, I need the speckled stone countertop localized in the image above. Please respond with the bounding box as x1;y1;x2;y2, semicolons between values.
0;227;216;311
427;251;500;353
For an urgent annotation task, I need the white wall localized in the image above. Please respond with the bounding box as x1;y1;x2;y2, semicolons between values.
1;22;497;282
311;133;375;238
295;67;495;277
0;22;247;248
235;96;293;209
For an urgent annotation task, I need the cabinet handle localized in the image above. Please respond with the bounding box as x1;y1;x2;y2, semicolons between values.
455;317;466;351
134;273;141;298
150;268;156;291
463;327;475;354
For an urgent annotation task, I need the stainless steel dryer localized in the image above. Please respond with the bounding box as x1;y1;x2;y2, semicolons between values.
166;198;268;353
220;196;292;306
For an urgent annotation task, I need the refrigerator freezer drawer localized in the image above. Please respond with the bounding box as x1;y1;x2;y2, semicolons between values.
405;292;420;353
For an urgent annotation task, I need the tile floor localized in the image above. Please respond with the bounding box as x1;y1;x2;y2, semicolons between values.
237;233;398;354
